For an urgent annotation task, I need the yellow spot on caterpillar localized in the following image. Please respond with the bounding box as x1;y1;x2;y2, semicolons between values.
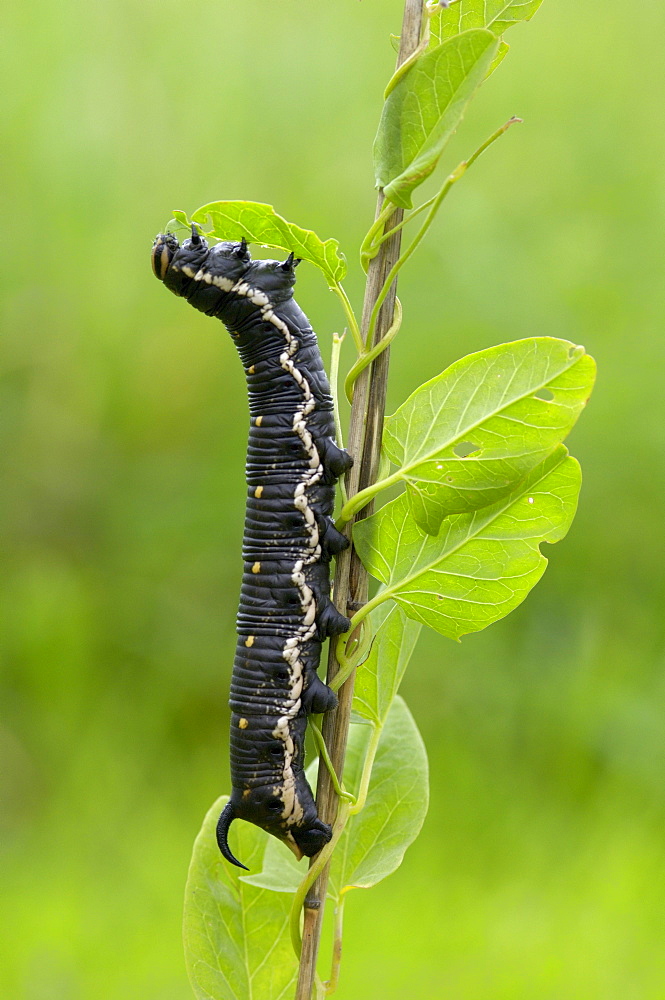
242;788;251;798
248;365;255;374
254;486;263;498
256;415;263;426
245;635;254;647
239;718;249;729
252;562;261;574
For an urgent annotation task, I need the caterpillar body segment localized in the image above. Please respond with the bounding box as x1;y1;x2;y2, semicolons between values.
152;229;352;866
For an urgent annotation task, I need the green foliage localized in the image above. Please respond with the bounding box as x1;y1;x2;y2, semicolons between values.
375;0;545;211
354;446;581;641
171;202;347;288
374;30;499;208
487;38;510;77
242;698;428;898
381;337;596;534
352;603;421;725
183;797;297;1000
332;698;428;893
429;0;544;46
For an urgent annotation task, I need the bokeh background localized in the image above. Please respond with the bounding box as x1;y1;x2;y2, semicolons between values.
2;0;664;997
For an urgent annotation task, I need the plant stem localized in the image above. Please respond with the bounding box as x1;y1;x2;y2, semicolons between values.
349;722;382;816
293;3;424;997
363;170;456;349
364;116;522;351
329;332;348;506
362;195;436;263
309;718;355;804
290;801;351;958
332;283;363;354
359;202;394;271
336;468;403;528
344;296;403;403
324;894;347;996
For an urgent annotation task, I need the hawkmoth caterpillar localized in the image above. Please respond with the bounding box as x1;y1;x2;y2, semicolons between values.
152;227;352;868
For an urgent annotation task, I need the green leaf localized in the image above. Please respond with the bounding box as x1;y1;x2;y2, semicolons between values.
183;796;297;1000
354;446;581;641
244;698;428;896
429;0;544;46
165;214;191;238
333;697;428;893
173;201;347;288
240;834;306;896
374;29;499;209
172;208;198;232
352;603;422;725
488;38;510;77
382;337;596;534
405;481;455;536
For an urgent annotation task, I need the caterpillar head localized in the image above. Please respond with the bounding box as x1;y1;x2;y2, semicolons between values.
151;232;179;281
151;226;210;295
216;784;332;870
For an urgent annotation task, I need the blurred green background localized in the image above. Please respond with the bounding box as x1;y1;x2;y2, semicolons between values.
2;0;664;997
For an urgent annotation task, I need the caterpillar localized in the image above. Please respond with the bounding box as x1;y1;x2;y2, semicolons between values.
151;227;352;869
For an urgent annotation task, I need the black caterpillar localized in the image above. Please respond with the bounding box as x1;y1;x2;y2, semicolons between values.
152;227;352;869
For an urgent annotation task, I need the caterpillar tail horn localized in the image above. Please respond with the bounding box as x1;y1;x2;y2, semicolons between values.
216;801;249;871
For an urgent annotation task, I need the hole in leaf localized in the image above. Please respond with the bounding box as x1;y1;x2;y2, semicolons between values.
453;440;480;458
533;388;554;402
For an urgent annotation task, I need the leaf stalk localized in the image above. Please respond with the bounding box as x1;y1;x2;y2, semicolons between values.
331;284;363;354
329;332;348;506
344;297;403;403
324;895;347;996
289;800;351;959
336;469;403;528
349;722;382;816
309;718;356;804
364;115;522;351
359;202;394;271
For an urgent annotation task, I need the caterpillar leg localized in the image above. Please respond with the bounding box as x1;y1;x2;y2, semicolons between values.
301;671;338;714
317;513;349;557
317;436;353;478
307;561;351;639
299;643;337;714
316;598;351;639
